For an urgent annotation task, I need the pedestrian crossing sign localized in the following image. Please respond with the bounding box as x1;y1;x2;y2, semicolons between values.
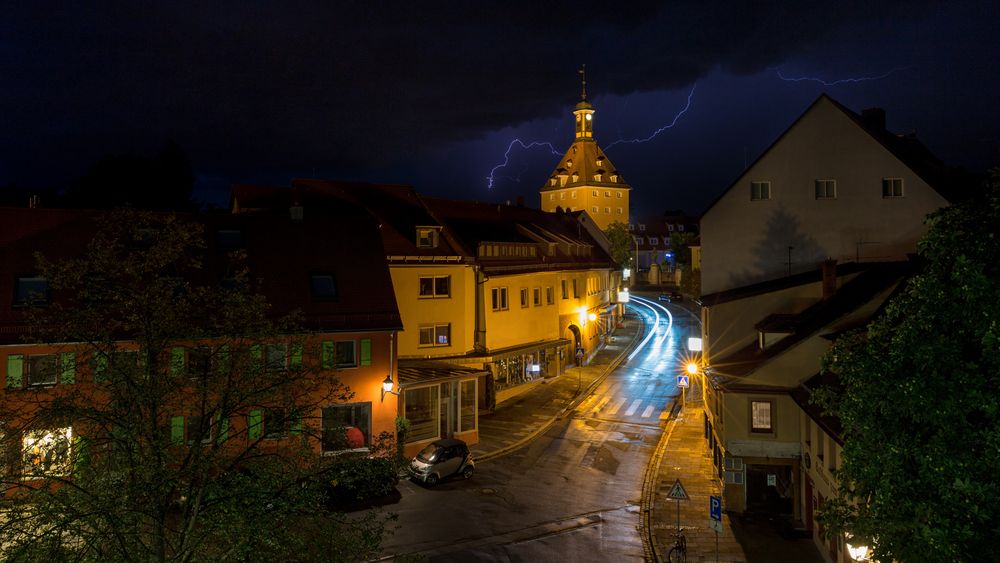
677;375;690;388
667;478;689;500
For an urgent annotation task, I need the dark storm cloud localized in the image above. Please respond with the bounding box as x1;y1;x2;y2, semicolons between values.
1;1;930;188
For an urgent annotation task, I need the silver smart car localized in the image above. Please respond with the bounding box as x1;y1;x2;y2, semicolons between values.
408;438;475;486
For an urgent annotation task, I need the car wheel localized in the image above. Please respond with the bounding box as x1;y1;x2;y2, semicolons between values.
425;473;439;486
462;465;474;479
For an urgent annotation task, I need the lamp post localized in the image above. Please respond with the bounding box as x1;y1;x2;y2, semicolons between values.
381;374;399;402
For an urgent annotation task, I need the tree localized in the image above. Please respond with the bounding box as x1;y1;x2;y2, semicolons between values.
604;221;634;269
0;210;391;561
668;232;694;267
814;171;1000;562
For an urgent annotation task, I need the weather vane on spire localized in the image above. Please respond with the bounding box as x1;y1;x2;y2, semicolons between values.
578;64;587;101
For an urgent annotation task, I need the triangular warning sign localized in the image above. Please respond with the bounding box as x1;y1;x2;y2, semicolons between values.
667;478;689;500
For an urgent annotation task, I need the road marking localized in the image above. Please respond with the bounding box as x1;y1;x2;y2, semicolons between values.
607;398;627;416
592;396;611;413
625;399;643;416
641;405;655;418
644;384;655;395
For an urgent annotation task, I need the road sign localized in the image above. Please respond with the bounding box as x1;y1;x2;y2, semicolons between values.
710;495;722;521
677;375;690;388
710;518;723;532
666;478;689;500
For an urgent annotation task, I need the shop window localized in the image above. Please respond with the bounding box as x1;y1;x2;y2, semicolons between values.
404;386;439;442
322;402;372;452
460;380;477;432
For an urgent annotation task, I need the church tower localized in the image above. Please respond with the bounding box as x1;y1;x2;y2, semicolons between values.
540;67;631;231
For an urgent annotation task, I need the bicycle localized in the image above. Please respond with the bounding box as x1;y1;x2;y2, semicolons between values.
667;529;687;563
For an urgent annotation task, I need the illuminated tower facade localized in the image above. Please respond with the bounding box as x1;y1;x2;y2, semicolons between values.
540;67;631;231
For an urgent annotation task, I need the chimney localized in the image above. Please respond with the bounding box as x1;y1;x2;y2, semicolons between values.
861;108;886;131
821;259;838;300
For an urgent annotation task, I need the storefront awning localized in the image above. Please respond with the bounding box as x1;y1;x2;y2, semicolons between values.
397;360;488;388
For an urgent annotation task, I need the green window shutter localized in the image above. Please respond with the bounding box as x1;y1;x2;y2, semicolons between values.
322;341;335;370
60;352;76;384
216;345;230;374
248;410;262;439
94;354;108;382
170;347;186;376
290;414;302;435
217;415;229;444
290;342;303;370
360;338;372;366
6;354;24;388
171;416;185;445
73;436;90;474
250;345;263;373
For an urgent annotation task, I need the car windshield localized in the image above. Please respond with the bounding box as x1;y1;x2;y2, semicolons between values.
416;444;441;463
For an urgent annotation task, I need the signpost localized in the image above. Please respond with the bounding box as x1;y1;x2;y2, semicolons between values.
710;495;723;562
677;374;689;407
667;479;689;539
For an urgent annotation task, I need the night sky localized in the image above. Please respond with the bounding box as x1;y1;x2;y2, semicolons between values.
3;2;998;216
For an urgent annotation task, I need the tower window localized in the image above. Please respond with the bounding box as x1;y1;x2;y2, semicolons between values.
616;191;622;198
604;207;610;214
592;190;598;197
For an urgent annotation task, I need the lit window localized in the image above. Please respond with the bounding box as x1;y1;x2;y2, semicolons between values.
571;191;577;199
419;324;451;347
549;194;555;201
594;175;602;182
751;181;771;201
22;427;72;477
491;287;508;311
322;403;372;452
611;175;619;183
14;277;48;306
882;178;903;198
418;275;451;298
815;179;837;199
751;400;774;433
310;274;337;300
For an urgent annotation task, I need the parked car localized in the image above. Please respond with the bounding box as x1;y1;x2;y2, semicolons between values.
408;438;475;486
658;290;683;303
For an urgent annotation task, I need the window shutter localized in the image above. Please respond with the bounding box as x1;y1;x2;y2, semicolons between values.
94;354;108;382
6;354;24;388
216;415;229;444
291;414;302;435
250;345;263;373
216;345;230;374
60;352;76;384
360;339;372;366
170;347;186;376
171;416;185;445
322;341;335;370
290;342;303;370
73;436;90;474
248;410;262;439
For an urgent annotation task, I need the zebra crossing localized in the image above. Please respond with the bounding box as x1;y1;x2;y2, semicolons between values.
576;379;673;421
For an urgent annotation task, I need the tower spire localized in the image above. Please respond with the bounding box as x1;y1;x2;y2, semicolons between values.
578;64;587;101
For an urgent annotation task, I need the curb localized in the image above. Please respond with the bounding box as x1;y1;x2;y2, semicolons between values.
639;397;681;562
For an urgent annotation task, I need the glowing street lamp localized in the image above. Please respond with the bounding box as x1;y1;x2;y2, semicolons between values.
381;374;399;402
845;536;871;562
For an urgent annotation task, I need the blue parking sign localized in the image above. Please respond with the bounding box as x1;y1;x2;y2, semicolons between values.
710;495;722;521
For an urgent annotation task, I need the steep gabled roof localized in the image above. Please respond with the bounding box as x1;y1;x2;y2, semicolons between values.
700;94;968;217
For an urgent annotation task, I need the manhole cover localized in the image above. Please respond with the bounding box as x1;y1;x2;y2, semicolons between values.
479;488;497;495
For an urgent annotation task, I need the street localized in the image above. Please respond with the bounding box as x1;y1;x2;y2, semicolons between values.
380;298;702;561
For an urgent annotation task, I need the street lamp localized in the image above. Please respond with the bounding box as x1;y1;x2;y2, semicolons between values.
846;536;871;562
381;374;399;402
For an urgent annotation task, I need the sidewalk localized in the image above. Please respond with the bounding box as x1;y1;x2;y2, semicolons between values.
644;397;747;562
470;312;643;461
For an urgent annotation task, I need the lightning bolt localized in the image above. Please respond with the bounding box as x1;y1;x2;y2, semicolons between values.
774;66;913;86
487;139;561;189
604;84;697;151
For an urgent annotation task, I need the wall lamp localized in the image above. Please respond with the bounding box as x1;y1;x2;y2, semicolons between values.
381;374;399;402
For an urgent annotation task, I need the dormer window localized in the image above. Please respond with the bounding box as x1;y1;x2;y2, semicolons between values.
571;173;579;182
594;175;602;182
610;175;618;183
416;227;440;249
310;274;337;300
639;224;646;232
566;159;573;168
14;277;49;306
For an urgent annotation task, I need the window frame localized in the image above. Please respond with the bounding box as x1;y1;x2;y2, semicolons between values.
750;399;775;434
519;287;529;308
532;287;541;307
751;181;772;201
546;286;555;305
416;227;440;248
322;402;372;453
815;179;837;199
418;323;451;347
418;275;451;298
491;287;508;311
13;276;49;307
335;340;357;368
882;177;904;198
26;354;59;387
